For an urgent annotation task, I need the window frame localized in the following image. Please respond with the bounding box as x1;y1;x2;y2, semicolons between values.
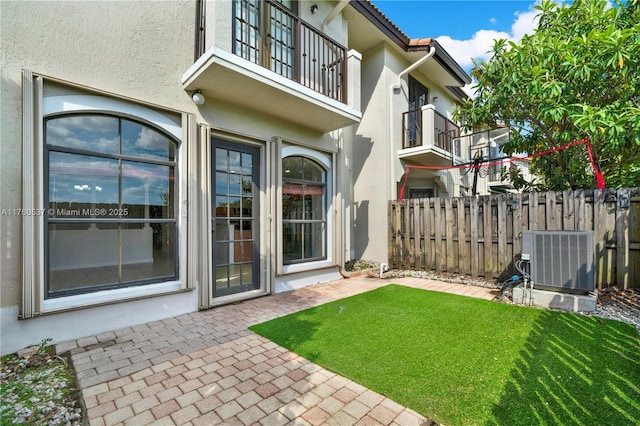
21;82;189;318
282;156;327;265
43;112;180;299
280;145;333;274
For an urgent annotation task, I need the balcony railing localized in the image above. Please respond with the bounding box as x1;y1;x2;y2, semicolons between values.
234;0;347;103
452;127;512;181
402;107;460;153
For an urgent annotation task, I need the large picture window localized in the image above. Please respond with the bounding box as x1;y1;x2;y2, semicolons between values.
282;156;327;264
45;113;178;298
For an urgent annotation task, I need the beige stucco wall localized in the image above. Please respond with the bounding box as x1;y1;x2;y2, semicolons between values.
0;0;196;309
1;0;344;313
351;43;390;262
352;40;468;261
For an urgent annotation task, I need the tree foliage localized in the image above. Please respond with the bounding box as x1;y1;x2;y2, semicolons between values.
455;0;640;190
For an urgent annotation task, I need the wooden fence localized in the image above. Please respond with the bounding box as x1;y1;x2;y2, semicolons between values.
388;188;640;289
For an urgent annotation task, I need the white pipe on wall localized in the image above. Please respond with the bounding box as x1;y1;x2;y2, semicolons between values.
388;46;436;200
322;0;350;32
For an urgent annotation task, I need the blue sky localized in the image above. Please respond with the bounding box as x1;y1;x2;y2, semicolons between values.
370;1;541;71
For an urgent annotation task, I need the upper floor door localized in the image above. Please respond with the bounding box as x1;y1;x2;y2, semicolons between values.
406;76;429;147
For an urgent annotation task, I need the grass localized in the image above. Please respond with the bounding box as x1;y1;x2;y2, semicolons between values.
249;284;640;426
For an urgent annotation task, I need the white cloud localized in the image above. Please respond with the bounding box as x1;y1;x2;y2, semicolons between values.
437;2;541;71
489;17;497;25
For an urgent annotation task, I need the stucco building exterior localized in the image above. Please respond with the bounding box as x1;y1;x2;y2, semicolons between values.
1;0;504;353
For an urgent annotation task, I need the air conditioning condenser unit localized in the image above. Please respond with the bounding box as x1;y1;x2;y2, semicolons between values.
521;230;594;294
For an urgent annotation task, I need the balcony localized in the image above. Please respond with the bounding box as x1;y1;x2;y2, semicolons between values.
182;0;361;133
398;105;461;166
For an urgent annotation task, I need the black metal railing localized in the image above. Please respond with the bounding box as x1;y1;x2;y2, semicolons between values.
402;107;460;152
233;0;347;103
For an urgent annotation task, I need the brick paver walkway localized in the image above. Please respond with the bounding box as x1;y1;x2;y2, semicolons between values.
57;277;497;425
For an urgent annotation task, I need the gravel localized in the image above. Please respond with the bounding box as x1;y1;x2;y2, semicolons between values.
0;347;83;425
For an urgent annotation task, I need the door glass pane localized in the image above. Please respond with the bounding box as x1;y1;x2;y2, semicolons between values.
229;196;241;217
242;197;253;217
241;153;252;174
229;151;241;174
229;174;242;195
216;242;229;264
216;171;228;194
215;196;228;217
242;266;253;286
216;148;228;171
216;266;228;289
229;264;241;286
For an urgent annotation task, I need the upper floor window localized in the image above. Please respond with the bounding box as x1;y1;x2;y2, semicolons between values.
233;0;346;102
282;156;327;264
45;113;178;298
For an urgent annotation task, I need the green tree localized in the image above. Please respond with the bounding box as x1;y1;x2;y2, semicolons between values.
456;0;640;190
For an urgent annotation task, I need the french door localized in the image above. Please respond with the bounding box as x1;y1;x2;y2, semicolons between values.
212;140;260;298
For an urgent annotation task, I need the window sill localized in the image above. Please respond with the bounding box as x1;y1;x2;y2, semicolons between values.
282;259;334;275
41;281;186;314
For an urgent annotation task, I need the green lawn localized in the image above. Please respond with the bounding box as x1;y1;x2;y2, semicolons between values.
249;285;640;426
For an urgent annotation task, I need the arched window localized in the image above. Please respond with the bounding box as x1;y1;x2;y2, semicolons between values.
282;156;327;264
44;113;178;298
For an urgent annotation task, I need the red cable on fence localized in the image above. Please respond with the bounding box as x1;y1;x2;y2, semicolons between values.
398;138;604;201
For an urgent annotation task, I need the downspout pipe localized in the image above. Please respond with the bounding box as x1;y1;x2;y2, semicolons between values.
389;46;436;200
393;46;436;90
322;0;350;32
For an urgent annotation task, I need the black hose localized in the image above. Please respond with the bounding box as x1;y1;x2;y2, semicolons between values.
499;278;523;298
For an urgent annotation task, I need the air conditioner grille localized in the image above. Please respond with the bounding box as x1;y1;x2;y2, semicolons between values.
523;231;594;293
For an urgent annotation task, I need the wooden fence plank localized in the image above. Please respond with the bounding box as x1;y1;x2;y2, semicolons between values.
546;191;557;230
563;190;575;230
413;198;422;270
433;198;443;272
424;199;433;270
576;190;587;231
457;199;467;275
445;198;455;273
394;201;402;269
483;196;493;278
497;196;507;277
470;197;479;278
512;193;523;266
529;191;539;231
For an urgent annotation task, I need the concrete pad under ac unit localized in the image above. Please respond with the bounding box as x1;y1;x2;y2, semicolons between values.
512;285;597;312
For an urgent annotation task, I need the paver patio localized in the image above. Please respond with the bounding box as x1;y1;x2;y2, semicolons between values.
56;276;497;425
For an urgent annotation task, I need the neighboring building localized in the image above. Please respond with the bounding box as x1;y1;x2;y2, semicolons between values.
0;0;513;353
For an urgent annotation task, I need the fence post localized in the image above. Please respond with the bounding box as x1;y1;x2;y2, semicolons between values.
457;198;468;275
616;188;630;289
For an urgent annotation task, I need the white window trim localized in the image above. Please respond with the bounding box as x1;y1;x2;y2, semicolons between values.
23;88;188;317
280;145;333;275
